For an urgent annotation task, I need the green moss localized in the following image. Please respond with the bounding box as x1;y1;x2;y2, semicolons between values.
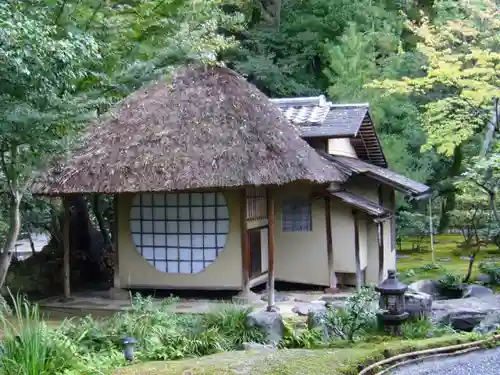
112;333;484;375
397;234;499;283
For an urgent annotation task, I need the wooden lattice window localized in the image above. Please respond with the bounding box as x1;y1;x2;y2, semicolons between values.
246;187;267;220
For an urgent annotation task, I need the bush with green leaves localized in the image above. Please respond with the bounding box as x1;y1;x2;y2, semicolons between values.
60;294;266;362
401;317;455;340
437;273;463;297
322;286;380;342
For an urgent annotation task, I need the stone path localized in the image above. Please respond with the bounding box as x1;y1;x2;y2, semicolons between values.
389;347;500;375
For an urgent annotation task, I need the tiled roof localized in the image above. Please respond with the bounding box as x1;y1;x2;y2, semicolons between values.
270;96;369;138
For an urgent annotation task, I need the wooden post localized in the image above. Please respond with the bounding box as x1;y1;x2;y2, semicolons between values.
378;185;385;283
62;198;71;300
324;197;337;292
240;189;251;293
113;194;121;289
266;188;276;311
353;210;362;292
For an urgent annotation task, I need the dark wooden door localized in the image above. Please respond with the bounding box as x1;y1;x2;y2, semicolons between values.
249;229;262;278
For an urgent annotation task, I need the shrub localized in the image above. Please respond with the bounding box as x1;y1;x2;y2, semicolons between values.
401;317;455;340
0;293;84;375
200;303;265;347
323;286;379;342
478;261;500;285
437;273;463;297
280;319;324;349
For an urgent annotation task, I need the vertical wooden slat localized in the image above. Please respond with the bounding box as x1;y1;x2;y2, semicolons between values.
353;210;362;292
113;194;120;289
266;188;276;311
378;184;385;283
325;196;337;292
63;197;71;300
240;189;250;293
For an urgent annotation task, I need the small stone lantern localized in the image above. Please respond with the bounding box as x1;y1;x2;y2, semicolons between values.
123;336;137;361
375;270;409;335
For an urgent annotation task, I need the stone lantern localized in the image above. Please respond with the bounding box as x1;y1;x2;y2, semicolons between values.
375;269;409;335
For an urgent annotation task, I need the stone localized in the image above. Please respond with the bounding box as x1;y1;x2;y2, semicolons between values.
232;290;262;304
292;302;328;316
396;254;409;259
247;311;284;345
475;274;493;284
408;279;441;299
463;285;494;299
242;342;277;352
405;291;432;319
439;257;451;262
432;296;500;331
261;294;290;302
473;311;500;335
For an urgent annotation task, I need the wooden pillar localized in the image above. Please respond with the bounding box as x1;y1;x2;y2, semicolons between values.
266;188;276;311
353;210;362;292
324;197;337;292
378;185;385;283
62;198;71;300
240;189;251;293
113;194;121;289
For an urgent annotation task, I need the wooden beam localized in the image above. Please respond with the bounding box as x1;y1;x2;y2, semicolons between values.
378;185;385;282
62;198;71;300
240;189;251;293
266;188;276;311
353;210;362;292
113;194;120;289
324;197;337;292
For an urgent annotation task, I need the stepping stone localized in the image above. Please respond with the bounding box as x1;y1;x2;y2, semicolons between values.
439;257;451;262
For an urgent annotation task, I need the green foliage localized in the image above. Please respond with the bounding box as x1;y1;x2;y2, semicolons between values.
0;293;85;375
369;0;500;156
401;317;455;340
437;273;463;295
280;319;324;349
323;286;379;342
60;294;266;365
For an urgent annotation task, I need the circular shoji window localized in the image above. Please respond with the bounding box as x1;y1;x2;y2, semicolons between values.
129;192;229;274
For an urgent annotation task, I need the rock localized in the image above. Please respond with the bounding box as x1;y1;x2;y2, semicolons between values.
432;296;500;331
473;311;500;335
242;342;277;352
475;274;493;284
247;311;284;345
261;294;290;302
463;285;494;299
405;291;432;319
439;257;451;262
408;279;441;299
292;302;328;316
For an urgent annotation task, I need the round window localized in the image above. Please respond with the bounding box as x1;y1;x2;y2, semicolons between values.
129;192;229;274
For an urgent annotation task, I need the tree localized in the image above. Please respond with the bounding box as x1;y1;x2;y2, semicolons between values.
0;1;103;288
0;0;242;290
368;0;500;230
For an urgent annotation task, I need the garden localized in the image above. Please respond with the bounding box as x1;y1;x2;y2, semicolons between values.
0;284;496;375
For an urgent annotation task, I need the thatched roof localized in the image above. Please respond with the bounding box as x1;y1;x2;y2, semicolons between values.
32;65;347;195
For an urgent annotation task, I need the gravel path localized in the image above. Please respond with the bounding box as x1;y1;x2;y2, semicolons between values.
389;347;500;375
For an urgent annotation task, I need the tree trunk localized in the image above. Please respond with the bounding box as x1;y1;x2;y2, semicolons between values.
0;194;22;289
438;145;463;232
463;253;476;283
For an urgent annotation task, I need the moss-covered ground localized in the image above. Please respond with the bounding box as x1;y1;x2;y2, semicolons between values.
397;234;500;283
112;334;484;375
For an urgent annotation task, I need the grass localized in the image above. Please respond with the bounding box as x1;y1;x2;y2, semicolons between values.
112;333;485;375
397;234;500;283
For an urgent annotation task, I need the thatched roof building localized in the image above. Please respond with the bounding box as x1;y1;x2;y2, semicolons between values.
32;65;346;195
